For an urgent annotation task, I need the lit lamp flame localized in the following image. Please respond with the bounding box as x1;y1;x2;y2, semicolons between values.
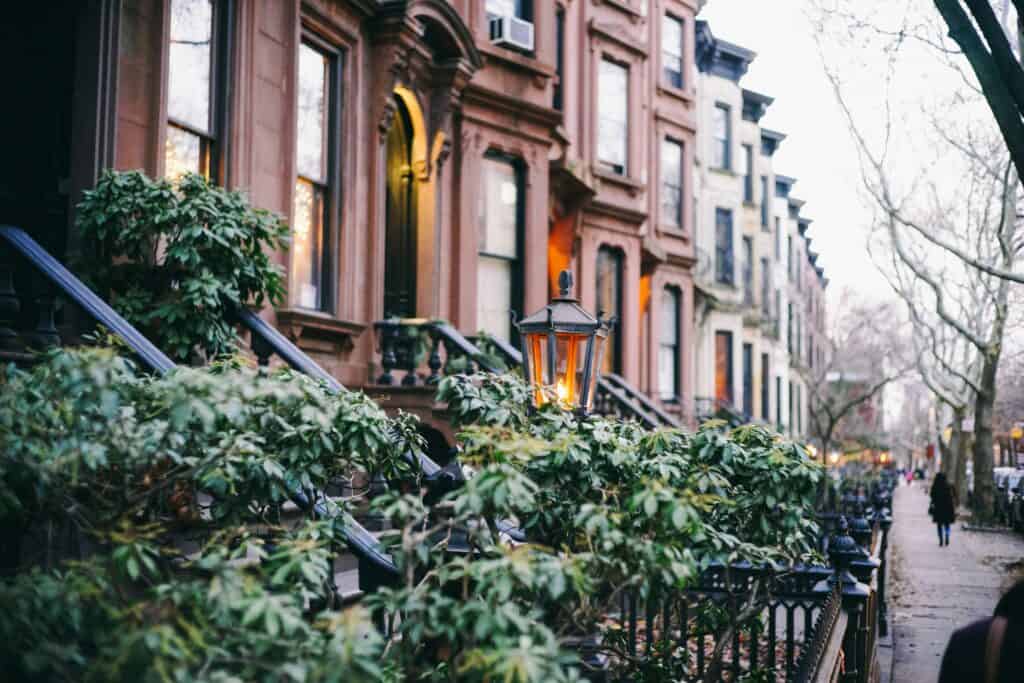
555;378;570;406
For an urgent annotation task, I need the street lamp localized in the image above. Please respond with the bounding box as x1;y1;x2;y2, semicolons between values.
516;270;610;414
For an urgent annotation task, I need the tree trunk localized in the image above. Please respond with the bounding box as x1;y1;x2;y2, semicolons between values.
972;356;999;523
952;406;969;506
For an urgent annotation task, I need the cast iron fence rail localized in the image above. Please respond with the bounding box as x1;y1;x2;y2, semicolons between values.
0;225;175;373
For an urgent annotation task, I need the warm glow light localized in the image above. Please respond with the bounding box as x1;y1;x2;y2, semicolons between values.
556;378;570;405
829;452;841;465
879;452;890;464
807;445;818;458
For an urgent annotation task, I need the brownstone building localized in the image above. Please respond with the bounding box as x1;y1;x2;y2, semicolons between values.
1;0;700;421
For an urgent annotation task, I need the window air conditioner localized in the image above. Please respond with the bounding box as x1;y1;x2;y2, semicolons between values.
489;14;535;52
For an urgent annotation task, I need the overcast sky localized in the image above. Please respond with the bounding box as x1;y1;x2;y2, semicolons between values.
697;0;951;307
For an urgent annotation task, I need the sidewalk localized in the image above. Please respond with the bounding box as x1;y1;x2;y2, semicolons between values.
887;482;1024;682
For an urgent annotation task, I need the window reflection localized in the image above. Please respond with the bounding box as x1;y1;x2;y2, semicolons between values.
661;138;683;227
598;59;628;175
658;287;680;400
596;246;623;374
477;156;521;341
165;0;214;180
290;41;333;311
712;103;730;170
662;15;684;89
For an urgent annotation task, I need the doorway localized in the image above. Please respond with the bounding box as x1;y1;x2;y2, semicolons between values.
383;95;418;319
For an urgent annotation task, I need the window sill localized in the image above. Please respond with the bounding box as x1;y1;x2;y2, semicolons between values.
275;308;366;355
658;83;695;104
479;42;555;81
742;201;759;209
592;165;645;195
710;167;736;177
659;224;689;240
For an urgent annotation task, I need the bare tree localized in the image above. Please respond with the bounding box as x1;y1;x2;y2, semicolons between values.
804;293;910;468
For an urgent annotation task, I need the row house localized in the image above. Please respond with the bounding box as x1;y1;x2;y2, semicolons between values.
693;20;828;437
0;0;704;441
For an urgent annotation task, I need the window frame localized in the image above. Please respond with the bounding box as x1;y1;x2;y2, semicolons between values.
596;245;625;375
715;330;734;406
712;103;731;171
165;0;235;183
661;136;685;228
760;352;770;421
742;144;754;202
289;30;344;314
714;208;734;286
477;151;527;345
598;56;630;176
760;176;769;228
661;13;685;90
742;342;753;417
742;235;753;305
658;285;682;402
760;256;771;315
553;6;565;110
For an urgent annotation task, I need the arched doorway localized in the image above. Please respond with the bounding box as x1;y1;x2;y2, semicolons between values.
383;95;418;319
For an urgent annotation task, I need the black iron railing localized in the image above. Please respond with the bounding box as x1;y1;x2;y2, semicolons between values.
0;226;175;373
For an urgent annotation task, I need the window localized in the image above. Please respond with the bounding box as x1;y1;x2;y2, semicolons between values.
662;15;684;89
775;376;782;428
760;353;770;421
658;287;681;400
478;155;524;342
742;144;754;202
796;384;803;434
554;7;565;110
714;208;734;285
760;257;771;315
165;0;231;182
742;343;753;417
291;38;340;311
787;235;794;281
787;301;793;353
788;380;794;435
760;176;769;228
712;104;731;170
774;289;781;338
715;331;734;405
774;217;781;259
486;0;532;20
661;138;684;227
598;59;629;175
596;246;624;374
742;236;753;305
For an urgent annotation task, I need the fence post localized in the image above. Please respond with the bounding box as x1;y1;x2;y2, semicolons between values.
875;504;893;637
825;516;871;683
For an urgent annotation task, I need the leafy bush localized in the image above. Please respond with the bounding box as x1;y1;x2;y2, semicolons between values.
75;170;289;363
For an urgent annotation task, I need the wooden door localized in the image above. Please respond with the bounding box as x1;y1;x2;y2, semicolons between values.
383;97;417;319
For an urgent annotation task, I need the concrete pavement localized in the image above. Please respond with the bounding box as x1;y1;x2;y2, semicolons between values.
887;481;1024;682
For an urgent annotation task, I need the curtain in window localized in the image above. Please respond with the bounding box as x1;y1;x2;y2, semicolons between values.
662;16;684;88
712;104;730;169
661;139;683;227
598;60;628;174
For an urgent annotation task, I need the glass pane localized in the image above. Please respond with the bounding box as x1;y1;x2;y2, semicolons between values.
587;335;605;410
663;15;682;58
661;139;681;186
479;158;519;258
487;0;516;16
658;345;676;400
290;178;325;309
168;0;213;132
477;256;512;341
165;125;202;181
554;333;588;407
598;60;628;170
596;248;621;374
660;289;678;345
713;105;729;168
715;332;732;404
297;43;328;182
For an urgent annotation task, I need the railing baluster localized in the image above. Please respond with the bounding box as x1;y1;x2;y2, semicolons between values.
31;277;59;348
0;242;20;351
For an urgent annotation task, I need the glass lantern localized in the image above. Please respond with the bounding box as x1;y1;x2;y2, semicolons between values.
516;270;609;413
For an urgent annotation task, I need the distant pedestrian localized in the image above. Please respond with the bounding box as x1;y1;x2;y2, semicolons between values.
930;471;958;547
938;579;1024;682
906;469;914;487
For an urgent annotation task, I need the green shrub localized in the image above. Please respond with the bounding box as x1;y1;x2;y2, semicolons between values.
75;170;289;363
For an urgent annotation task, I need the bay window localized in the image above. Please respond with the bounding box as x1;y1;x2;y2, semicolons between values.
598;59;629;175
477;155;523;342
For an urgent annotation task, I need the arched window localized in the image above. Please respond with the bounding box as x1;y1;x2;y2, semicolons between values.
596;246;623;374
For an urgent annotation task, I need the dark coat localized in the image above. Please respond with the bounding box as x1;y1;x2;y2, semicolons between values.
931;480;957;525
938;617;1024;683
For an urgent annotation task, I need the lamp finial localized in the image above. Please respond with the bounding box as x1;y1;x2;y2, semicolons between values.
558;270;573;297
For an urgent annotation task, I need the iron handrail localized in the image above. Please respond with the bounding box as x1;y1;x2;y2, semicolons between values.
0;225;176;374
601;372;681;428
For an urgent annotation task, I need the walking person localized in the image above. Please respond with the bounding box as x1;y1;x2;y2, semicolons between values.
930;471;958;547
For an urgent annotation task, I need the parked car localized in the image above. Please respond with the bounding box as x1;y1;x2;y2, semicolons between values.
1009;472;1024;530
994;468;1016;524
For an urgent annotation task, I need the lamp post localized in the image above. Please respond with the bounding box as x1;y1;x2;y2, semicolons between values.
516;270;610;415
